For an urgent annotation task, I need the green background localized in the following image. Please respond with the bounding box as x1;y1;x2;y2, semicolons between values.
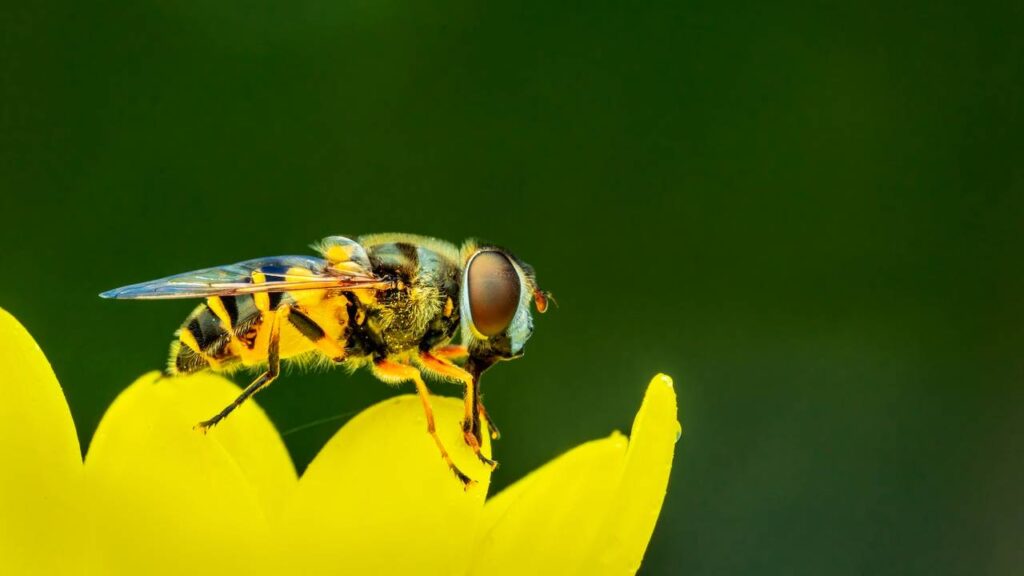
2;2;1021;573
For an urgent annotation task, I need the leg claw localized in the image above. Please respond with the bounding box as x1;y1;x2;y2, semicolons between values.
452;466;477;490
463;431;498;469
193;420;215;434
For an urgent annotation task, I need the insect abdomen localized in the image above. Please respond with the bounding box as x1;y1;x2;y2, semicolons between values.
167;295;260;375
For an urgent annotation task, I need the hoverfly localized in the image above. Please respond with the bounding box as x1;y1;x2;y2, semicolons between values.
101;234;550;486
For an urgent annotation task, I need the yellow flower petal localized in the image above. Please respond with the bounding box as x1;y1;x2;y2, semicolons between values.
2;304;677;574
582;373;680;574
470;435;629;575
84;372;296;575
469;374;679;576
0;308;88;575
278;394;492;575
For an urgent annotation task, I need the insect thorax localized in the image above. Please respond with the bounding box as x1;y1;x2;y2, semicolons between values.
346;239;462;358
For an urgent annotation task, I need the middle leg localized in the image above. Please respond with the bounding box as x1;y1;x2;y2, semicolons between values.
373;359;477;488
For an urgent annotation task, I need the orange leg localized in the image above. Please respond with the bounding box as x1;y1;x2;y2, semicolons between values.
432;345;469;361
431;346;500;440
420;352;497;468
372;359;476;488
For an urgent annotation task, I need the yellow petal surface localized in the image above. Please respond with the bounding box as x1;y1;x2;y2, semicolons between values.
0;308;88;575
84;372;296;575
277;393;492;575
582;373;680;574
469;374;679;576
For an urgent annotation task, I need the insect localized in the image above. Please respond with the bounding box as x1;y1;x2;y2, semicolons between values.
100;234;551;487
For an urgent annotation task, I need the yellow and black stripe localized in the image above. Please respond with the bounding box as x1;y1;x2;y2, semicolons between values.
167;294;264;375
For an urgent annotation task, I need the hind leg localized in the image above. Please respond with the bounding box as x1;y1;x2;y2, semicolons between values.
194;305;286;432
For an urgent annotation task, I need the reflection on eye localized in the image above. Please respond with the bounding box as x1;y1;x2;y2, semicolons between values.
467;251;521;337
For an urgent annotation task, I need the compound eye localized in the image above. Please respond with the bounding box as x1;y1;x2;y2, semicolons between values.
467;251;521;337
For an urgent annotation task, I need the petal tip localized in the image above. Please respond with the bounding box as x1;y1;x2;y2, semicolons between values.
641;373;682;441
645;373;677;405
652;372;674;390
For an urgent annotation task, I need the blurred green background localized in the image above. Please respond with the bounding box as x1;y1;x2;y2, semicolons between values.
2;1;1021;573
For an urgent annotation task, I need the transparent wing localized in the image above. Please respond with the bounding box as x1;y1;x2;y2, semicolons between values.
100;255;389;300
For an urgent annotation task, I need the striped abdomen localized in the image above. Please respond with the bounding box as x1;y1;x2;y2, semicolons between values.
169;294;264;375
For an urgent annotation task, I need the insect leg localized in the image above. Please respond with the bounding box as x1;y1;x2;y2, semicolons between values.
372;359;476;488
477;400;501;441
286;306;346;362
419;352;497;468
431;345;468;361
194;305;286;432
423;346;500;439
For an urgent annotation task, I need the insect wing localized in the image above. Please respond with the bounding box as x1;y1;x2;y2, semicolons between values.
100;255;387;300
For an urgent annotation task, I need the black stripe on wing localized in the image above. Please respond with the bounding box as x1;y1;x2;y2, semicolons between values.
100;255;388;300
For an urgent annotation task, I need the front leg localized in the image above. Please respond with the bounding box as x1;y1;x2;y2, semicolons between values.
427;346;500;439
419;351;496;469
477;400;500;441
372;359;476;488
